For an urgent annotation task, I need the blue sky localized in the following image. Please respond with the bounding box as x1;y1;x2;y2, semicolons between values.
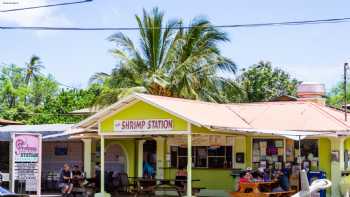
1;0;350;91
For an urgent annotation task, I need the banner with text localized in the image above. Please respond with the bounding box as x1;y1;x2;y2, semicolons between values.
11;133;42;194
114;119;173;132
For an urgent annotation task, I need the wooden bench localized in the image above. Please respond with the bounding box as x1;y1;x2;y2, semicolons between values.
230;190;295;197
262;190;296;197
230;182;295;197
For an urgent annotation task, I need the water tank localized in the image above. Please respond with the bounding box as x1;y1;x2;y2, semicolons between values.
297;82;325;98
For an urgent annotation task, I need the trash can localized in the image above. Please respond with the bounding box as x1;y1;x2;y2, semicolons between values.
307;171;327;197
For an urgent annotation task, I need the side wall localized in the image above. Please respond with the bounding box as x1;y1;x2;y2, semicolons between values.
42;141;84;176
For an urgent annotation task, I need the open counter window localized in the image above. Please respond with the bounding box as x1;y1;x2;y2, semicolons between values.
170;146;232;169
294;139;319;170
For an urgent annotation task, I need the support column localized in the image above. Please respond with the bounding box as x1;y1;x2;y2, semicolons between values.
156;137;165;179
95;136;110;197
82;139;92;178
138;140;145;177
187;134;192;197
234;136;246;169
331;137;345;197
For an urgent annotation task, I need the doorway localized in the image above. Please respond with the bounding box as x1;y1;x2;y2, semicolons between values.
105;143;127;174
143;140;157;178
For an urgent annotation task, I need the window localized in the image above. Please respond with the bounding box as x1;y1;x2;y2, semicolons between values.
294;139;319;170
170;146;232;168
0;142;9;172
195;147;207;167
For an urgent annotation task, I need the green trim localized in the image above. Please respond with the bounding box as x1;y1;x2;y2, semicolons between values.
246;136;252;167
319;138;331;178
164;168;235;190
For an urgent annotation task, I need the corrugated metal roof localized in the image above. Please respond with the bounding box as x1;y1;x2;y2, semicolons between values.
0;124;74;141
73;93;350;134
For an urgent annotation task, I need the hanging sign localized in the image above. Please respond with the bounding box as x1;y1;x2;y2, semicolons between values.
114;119;173;132
11;133;42;195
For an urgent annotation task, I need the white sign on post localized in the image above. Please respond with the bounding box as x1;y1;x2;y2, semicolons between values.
11;133;42;195
114;119;173;132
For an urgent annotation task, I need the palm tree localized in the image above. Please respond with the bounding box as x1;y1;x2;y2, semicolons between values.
167;18;237;101
91;7;238;105
25;55;44;85
107;8;178;95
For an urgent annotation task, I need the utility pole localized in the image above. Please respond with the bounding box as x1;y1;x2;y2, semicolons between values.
345;62;349;121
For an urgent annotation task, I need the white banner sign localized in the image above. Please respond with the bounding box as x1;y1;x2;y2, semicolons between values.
114;119;173;132
11;133;42;194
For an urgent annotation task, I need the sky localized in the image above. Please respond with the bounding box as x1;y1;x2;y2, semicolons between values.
0;0;350;92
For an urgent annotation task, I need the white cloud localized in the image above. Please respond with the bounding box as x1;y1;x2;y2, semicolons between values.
0;0;72;26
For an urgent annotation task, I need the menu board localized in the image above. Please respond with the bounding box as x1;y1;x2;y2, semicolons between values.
11;133;42;194
252;138;284;170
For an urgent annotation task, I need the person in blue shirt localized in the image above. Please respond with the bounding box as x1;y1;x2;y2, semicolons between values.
143;155;155;178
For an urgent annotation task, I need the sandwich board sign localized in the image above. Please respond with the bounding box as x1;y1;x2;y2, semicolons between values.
10;133;42;195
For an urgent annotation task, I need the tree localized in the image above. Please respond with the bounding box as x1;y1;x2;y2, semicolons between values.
167;18;237;101
91;7;236;104
327;82;349;108
238;61;299;102
25;55;44;85
0;57;100;124
28;85;101;124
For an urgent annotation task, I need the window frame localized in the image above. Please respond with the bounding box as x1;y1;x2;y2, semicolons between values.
170;145;233;169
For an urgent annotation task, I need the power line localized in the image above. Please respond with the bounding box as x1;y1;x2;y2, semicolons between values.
1;16;350;31
0;0;92;13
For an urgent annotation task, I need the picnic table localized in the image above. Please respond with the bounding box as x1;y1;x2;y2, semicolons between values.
229;181;295;197
130;178;204;197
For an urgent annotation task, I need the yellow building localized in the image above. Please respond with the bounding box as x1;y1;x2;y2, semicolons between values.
66;90;350;197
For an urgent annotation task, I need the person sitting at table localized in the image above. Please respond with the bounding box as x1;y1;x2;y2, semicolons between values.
254;167;265;181
72;165;84;187
94;162;101;192
59;163;73;196
175;166;187;188
272;170;290;192
239;171;253;183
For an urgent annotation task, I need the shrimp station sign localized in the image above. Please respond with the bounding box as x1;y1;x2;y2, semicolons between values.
11;133;42;195
115;119;173;132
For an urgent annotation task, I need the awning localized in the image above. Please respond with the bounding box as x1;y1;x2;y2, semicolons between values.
0;124;74;141
212;127;337;140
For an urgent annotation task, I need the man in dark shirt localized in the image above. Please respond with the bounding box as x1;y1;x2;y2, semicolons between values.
272;170;290;192
72;165;84;187
59;164;73;195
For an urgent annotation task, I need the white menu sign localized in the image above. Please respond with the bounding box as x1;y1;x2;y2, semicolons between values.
11;133;42;195
114;119;173;132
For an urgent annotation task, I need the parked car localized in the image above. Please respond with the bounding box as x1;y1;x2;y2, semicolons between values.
0;187;29;197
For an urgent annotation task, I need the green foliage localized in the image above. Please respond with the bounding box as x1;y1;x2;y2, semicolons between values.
0;9;302;124
91;7;237;105
327;82;348;108
238;61;299;102
0;57;100;124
